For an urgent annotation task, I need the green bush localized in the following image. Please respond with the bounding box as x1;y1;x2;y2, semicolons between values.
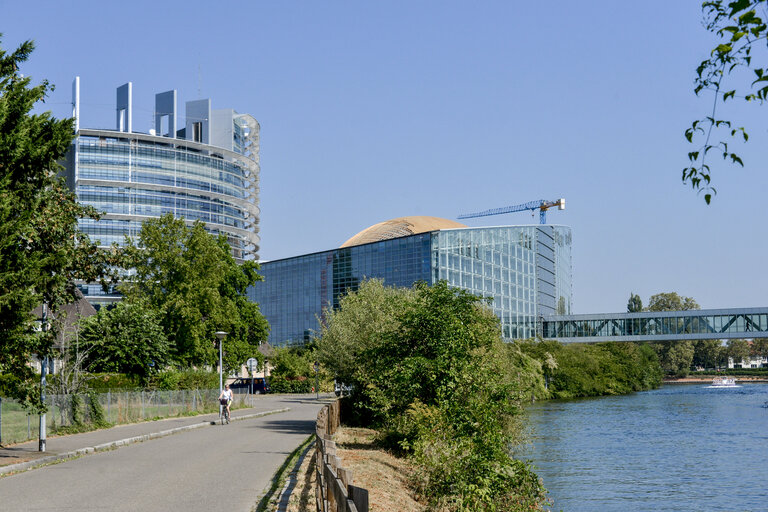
82;370;222;391
87;391;111;428
70;394;84;426
319;280;550;510
268;376;312;393
148;369;220;390
519;340;663;399
81;373;141;392
76;300;171;379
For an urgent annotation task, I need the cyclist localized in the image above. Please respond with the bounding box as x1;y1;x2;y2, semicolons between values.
218;384;233;422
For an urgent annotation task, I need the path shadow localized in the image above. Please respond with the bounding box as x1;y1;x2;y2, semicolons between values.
255;418;316;435
271;396;333;406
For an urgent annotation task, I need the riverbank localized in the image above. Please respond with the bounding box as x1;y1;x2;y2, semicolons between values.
664;376;768;383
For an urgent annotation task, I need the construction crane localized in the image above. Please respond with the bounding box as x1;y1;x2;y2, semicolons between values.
458;198;565;224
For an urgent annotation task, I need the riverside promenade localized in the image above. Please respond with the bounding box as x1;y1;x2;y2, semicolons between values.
0;394;327;511
0;393;322;473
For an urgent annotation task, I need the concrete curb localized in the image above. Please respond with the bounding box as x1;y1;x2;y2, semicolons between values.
0;407;290;477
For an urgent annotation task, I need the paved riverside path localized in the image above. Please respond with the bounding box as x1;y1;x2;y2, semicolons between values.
0;394;327;511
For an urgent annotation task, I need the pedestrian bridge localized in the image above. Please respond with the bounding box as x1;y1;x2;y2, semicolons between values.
541;307;768;343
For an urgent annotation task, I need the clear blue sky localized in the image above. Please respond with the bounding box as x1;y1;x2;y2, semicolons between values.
3;0;766;313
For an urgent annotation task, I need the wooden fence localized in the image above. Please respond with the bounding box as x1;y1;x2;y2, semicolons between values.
315;401;369;512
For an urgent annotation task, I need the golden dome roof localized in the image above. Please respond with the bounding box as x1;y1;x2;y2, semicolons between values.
340;216;467;248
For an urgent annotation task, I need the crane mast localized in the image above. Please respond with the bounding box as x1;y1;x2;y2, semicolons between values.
458;198;565;224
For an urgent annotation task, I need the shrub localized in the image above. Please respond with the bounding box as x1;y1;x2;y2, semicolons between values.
70;394;84;427
268;376;312;393
83;373;141;391
87;391;111;428
76;300;171;379
148;369;219;390
83;370;221;391
319;280;550;510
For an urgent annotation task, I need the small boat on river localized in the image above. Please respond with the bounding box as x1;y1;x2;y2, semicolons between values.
711;376;737;387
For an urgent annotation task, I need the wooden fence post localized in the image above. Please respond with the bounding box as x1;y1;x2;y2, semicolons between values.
314;400;369;512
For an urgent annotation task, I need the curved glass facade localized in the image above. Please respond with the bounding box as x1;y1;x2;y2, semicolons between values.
250;225;572;345
65;80;260;309
72;130;259;262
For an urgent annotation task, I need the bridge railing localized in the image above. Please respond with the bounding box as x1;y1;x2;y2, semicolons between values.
542;308;768;342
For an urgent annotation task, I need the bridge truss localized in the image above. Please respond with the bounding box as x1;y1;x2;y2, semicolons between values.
541;307;768;343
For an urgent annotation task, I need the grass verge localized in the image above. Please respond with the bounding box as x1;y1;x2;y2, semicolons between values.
279;427;424;512
253;434;315;512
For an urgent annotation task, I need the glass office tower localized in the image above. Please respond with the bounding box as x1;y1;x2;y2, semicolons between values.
250;218;572;345
65;78;260;307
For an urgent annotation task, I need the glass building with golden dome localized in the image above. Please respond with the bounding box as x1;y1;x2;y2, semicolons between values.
250;216;572;345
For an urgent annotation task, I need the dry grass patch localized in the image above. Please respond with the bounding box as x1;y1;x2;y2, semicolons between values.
334;427;425;512
283;426;424;512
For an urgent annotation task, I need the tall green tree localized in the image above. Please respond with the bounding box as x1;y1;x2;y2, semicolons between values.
520;340;662;398
627;292;643;313
76;300;170;379
644;291;701;376
726;338;751;366
647;341;696;377
751;338;768;358
270;345;314;380
668;341;696;377
646;292;700;311
121;213;268;368
0;38;113;407
316;279;414;385
685;0;768;202
693;339;725;369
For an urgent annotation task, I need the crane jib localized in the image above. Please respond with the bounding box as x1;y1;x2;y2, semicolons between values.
457;198;565;224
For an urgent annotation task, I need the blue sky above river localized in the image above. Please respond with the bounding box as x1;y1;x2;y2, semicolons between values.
3;0;766;313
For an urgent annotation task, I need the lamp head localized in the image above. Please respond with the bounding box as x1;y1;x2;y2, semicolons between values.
215;331;228;341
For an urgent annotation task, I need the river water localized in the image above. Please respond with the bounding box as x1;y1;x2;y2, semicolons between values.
519;383;768;511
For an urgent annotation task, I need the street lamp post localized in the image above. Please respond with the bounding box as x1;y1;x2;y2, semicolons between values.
39;356;48;452
314;361;319;400
39;304;49;452
215;331;228;417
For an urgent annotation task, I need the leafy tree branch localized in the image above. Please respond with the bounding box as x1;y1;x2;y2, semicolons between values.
685;0;768;203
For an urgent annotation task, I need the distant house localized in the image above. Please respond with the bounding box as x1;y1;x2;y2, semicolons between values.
728;355;768;369
727;340;768;369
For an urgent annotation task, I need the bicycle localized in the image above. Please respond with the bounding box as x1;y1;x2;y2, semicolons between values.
219;398;230;425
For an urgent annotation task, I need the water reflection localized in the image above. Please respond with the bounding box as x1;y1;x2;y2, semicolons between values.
519;383;768;512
